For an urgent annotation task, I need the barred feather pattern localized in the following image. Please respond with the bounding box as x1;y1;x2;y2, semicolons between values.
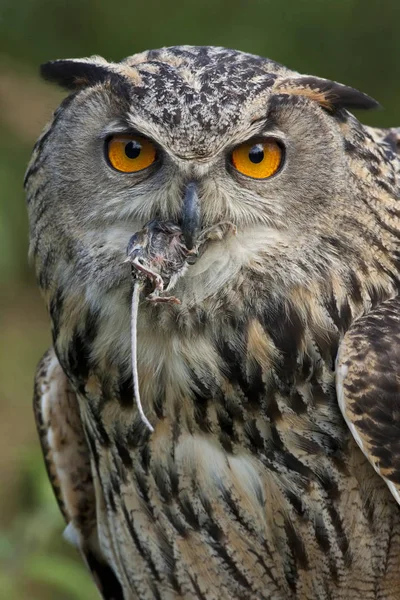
35;275;400;599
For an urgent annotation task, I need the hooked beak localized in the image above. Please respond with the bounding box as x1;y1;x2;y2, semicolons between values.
181;182;200;250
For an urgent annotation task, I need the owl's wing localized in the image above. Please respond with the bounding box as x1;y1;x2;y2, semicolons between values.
336;296;400;504
34;347;123;600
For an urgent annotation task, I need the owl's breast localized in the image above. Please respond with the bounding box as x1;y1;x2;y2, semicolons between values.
79;308;400;600
53;240;400;598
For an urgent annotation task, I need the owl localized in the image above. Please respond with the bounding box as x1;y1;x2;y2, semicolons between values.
25;46;400;599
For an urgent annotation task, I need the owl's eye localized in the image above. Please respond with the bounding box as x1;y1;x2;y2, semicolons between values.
107;135;157;173
231;139;283;179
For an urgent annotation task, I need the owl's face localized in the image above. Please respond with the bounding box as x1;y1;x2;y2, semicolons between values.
27;46;396;318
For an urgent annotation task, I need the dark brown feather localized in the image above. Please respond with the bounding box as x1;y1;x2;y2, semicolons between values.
337;295;400;503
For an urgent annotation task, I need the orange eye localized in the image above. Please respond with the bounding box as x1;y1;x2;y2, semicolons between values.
107;135;157;173
231;139;283;179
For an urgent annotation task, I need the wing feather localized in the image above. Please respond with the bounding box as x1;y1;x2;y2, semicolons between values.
33;347;124;599
336;296;400;504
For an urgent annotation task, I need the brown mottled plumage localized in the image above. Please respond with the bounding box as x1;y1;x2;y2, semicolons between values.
26;46;400;599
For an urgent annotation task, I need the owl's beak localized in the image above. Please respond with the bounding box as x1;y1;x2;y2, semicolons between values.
181;182;200;250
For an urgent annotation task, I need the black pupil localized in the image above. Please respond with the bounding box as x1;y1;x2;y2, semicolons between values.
125;140;141;159
249;144;264;164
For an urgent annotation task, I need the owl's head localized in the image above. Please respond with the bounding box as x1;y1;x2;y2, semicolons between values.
26;46;399;315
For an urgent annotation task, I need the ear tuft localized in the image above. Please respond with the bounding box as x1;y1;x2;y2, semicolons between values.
40;58;112;90
274;76;380;111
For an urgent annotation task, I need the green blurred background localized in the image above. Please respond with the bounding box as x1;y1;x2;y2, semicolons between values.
0;0;398;598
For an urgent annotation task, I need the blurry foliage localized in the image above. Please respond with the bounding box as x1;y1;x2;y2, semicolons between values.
0;0;398;597
0;449;97;600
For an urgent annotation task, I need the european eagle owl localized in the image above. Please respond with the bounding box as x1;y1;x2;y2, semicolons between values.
25;46;400;599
